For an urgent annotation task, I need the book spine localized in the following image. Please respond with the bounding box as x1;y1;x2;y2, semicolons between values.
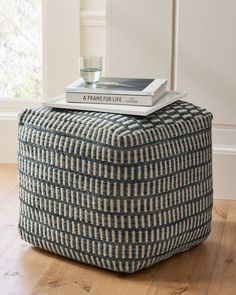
65;92;153;106
152;82;168;104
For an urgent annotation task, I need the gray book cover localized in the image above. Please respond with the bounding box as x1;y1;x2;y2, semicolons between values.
65;77;167;96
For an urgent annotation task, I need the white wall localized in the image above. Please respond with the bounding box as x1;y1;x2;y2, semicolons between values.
106;0;236;199
43;0;80;98
177;0;236;199
81;0;106;11
80;0;106;74
106;0;172;82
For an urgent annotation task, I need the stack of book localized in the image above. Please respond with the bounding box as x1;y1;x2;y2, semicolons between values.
43;77;187;116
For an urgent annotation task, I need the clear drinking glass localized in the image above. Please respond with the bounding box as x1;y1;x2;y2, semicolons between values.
79;56;103;88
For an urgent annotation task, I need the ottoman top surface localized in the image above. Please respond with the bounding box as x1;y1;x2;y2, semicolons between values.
20;100;213;149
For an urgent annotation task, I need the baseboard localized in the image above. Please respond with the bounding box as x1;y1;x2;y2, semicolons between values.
211;125;236;200
212;146;236;200
0;99;41;164
0;119;18;164
213;123;236;147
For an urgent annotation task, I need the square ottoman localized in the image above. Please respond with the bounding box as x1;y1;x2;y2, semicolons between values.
18;100;213;273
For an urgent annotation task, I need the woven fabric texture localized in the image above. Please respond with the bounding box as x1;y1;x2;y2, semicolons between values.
18;100;213;273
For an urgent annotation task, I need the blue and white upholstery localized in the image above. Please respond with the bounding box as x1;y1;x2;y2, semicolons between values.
18;101;213;273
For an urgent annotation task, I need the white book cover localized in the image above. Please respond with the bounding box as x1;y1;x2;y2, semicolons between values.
43;91;187;116
65;90;166;106
65;77;167;96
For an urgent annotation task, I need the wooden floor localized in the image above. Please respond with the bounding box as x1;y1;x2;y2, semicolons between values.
0;164;235;295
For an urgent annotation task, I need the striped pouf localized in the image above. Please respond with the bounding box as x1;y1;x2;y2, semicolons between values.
18;100;213;273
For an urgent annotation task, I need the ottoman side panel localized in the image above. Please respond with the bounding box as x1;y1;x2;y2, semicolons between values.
111;111;214;270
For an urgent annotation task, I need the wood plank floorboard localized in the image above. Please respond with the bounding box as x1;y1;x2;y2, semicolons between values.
0;164;235;295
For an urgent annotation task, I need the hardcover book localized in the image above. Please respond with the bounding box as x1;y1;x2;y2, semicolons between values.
43;91;187;116
65;77;167;106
